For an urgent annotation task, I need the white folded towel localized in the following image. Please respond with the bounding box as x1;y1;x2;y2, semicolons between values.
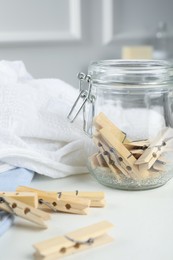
0;60;88;178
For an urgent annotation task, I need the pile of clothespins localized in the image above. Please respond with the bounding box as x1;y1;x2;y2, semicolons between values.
89;112;173;182
0;186;114;259
0;186;105;228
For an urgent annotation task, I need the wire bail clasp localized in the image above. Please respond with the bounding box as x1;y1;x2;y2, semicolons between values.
67;72;93;123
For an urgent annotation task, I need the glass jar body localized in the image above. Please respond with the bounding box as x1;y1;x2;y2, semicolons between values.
84;60;173;190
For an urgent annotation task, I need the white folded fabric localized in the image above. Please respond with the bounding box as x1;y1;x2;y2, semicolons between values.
0;60;88;178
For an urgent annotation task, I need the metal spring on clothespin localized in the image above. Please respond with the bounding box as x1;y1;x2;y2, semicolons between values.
16;186;91;214
38;199;58;212
64;235;94;248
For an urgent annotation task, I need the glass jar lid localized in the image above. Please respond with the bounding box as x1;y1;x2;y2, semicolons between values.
88;60;173;87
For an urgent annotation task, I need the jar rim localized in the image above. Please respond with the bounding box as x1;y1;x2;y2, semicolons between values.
88;59;173;86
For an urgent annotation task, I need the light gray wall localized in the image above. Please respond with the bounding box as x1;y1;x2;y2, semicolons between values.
0;0;172;87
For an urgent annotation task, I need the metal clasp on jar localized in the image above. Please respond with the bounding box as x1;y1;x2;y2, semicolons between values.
67;72;95;136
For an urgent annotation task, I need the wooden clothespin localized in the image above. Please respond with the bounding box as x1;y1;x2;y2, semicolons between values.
124;139;149;159
135;128;173;170
16;186;91;214
156;155;169;165
93;113;151;180
92;113;173;181
89;153;111;173
129;149;144;159
0;194;50;228
94;136;129;178
152;161;165;171
56;190;105;208
89;153;101;169
124;139;149;150
0;191;38;208
93;112;130;143
99;128;138;172
96;152;108;168
33;221;114;260
97;128;150;180
17;186;105;208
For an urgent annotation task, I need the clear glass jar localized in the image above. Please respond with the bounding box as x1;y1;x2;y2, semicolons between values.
68;60;173;190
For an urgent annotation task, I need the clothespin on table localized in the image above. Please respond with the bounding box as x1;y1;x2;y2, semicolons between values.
16;186;91;214
0;194;50;228
17;186;105;208
56;190;105;208
33;220;114;260
0;191;38;208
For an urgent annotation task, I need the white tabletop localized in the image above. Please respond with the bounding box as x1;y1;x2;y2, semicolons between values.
1;173;173;260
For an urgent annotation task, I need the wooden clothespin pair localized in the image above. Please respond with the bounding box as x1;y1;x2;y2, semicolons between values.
134;128;173;172
16;186;105;215
33;221;114;259
89;112;173;181
91;112;150;181
124;139;150;159
0;192;50;228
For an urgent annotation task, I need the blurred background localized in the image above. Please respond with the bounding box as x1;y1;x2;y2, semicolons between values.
0;0;172;86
